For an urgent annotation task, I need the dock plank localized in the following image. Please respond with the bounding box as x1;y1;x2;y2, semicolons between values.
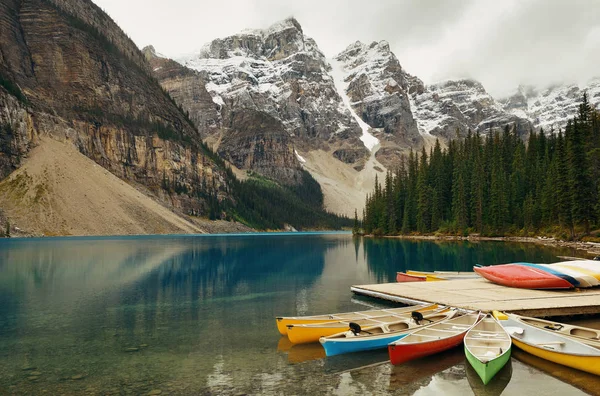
352;278;600;317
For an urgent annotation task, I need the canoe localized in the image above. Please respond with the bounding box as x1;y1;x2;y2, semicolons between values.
516;263;579;287
319;309;459;357
507;313;600;348
287;306;447;344
406;270;480;281
550;260;600;286
396;272;426;282
543;263;598;288
551;260;600;277
473;263;574;289
496;312;600;376
388;312;482;365
275;303;438;335
466;358;512;396
464;314;512;385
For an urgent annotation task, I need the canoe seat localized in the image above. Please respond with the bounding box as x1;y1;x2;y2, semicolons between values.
472;348;503;358
425;328;462;333
465;335;503;340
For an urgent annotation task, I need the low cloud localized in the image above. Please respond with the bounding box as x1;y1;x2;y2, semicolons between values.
94;0;600;98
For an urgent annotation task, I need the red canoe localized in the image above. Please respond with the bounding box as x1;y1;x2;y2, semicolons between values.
388;312;482;365
473;264;574;289
396;272;427;282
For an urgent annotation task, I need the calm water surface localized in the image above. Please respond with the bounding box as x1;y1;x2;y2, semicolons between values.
0;233;594;395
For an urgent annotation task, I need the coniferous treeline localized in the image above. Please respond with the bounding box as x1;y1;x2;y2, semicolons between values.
362;94;600;240
229;170;352;230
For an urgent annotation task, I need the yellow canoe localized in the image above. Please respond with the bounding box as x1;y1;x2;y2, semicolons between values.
498;312;600;376
286;306;448;344
406;270;478;282
276;303;438;336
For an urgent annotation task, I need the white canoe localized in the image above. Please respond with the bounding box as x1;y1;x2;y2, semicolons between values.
497;312;600;376
506;313;600;348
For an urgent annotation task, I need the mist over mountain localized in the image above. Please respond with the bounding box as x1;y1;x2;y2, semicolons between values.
93;0;600;99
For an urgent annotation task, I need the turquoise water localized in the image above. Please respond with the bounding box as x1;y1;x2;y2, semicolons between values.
0;233;591;395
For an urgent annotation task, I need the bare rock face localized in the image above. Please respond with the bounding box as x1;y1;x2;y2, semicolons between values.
0;92;36;179
144;46;221;137
217;110;303;184
409;78;531;141
500;80;600;132
0;0;232;218
145;45;306;185
175;18;367;170
333;41;422;147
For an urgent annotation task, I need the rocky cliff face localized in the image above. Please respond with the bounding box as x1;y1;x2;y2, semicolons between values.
174;18;368;175
144;45;305;185
408;78;532;141
0;0;232;223
333;41;422;146
500;79;600;131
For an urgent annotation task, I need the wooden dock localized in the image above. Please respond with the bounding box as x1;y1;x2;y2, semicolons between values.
352;279;600;317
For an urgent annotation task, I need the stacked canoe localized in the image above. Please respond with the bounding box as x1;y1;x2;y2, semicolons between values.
397;270;480;283
474;260;600;289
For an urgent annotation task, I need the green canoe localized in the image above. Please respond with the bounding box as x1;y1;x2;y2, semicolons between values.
464;314;512;385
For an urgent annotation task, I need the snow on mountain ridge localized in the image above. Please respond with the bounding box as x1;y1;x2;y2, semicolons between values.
177;17;368;168
333;40;422;149
408;77;531;140
501;78;600;131
329;57;380;151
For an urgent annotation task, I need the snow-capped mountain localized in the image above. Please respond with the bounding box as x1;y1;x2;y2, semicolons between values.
501;79;600;131
178;18;369;170
409;79;531;140
331;41;531;154
332;41;422;161
147;17;598;215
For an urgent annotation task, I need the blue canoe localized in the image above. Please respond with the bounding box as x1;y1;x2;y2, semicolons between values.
319;309;458;356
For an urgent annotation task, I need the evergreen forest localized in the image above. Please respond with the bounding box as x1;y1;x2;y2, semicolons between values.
360;94;600;240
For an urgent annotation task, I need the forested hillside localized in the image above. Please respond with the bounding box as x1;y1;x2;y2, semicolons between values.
361;94;600;240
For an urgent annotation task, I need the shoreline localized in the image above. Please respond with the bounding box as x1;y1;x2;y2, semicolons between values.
372;234;600;258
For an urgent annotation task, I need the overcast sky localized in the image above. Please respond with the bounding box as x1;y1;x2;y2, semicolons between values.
93;0;599;98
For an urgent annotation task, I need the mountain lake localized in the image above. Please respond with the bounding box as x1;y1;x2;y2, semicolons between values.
0;233;598;395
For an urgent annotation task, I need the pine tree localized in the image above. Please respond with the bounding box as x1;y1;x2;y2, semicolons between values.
416;148;431;233
352;209;360;235
567;119;594;235
451;142;468;231
470;141;485;233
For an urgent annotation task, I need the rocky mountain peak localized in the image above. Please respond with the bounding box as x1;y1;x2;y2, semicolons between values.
500;78;600;131
332;39;422;164
157;18;366;184
142;45;157;60
191;17;309;61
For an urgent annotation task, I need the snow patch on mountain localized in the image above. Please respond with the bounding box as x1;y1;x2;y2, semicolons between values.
501;79;600;131
329;57;379;151
177;18;362;146
332;41;422;147
294;149;306;164
407;78;531;139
